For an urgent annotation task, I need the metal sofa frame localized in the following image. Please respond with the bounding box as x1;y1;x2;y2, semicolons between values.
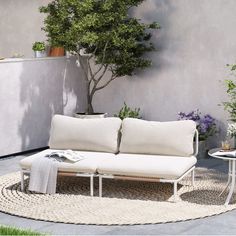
21;170;95;196
98;130;199;202
20;130;198;201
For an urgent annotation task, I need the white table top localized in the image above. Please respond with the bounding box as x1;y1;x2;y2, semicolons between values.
208;148;236;161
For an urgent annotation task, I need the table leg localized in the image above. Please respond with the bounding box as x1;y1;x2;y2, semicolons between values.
219;161;232;197
225;160;235;205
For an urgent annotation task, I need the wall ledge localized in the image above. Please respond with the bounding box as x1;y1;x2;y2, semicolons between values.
0;56;67;64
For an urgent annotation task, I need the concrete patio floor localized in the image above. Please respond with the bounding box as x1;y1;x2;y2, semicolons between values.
0;154;235;235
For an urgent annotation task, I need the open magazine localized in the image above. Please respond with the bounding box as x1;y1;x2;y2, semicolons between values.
45;150;84;163
213;150;236;158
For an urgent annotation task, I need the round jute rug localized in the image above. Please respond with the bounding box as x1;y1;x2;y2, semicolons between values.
0;168;235;225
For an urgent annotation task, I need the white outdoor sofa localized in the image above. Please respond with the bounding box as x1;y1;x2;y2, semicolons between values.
20;115;198;201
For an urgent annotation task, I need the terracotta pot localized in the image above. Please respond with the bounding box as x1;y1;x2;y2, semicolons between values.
49;47;65;57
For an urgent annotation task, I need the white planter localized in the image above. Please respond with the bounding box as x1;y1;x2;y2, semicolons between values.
74;113;107;119
34;51;47;58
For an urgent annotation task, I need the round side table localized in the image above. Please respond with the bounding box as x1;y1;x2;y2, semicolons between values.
208;148;236;205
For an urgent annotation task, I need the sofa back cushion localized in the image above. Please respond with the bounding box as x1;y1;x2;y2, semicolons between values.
119;118;196;157
49;115;122;153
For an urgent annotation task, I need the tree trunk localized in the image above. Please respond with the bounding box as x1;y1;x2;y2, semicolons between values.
87;96;94;114
86;81;94;114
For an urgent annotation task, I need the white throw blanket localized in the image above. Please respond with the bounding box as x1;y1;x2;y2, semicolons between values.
28;157;58;194
28;150;84;194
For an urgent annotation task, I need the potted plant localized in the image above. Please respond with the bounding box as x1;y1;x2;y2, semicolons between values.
178;110;217;159
49;44;65;57
32;42;47;58
40;0;160;117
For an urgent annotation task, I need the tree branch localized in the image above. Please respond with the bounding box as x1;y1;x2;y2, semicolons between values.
89;65;109;99
95;74;117;92
79;46;98;82
87;58;94;81
83;42;110;97
88;46;98;60
102;42;109;63
93;42;109;78
94;65;109;85
93;64;105;78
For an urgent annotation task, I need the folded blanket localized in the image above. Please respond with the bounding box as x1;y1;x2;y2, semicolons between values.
28;150;84;194
28;157;58;194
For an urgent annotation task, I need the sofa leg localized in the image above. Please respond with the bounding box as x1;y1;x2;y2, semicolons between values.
191;169;195;187
90;175;94;197
173;182;177;202
21;171;25;191
99;176;102;197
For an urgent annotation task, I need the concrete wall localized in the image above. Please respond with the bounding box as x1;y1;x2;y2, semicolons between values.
1;0;236;150
0;0;87;156
0;58;86;156
93;0;236;147
0;0;51;58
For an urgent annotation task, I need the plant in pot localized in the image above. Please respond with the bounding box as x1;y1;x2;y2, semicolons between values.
178;110;217;159
40;0;160;117
32;42;47;58
49;44;65;57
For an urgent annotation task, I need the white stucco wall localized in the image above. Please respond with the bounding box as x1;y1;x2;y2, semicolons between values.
0;0;87;156
0;58;86;156
0;0;51;58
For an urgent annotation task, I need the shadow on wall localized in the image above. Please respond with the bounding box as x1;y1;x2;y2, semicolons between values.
63;58;87;115
18;58;86;152
93;0;176;117
132;0;176;75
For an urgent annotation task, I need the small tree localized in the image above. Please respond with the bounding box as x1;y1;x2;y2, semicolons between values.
40;0;160;114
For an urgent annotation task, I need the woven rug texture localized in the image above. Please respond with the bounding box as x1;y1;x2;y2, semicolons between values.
0;168;235;225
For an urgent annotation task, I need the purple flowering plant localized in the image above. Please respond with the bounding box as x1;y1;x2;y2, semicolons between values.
178;110;217;141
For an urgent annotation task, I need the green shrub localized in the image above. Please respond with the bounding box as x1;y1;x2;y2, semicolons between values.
115;102;141;120
32;42;46;51
0;225;43;235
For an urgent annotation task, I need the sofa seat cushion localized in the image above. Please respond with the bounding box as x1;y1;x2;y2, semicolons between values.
97;153;197;179
20;149;116;174
49;115;122;153
120;118;196;157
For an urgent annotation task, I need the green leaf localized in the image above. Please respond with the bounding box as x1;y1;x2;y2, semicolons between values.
114;102;141;120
